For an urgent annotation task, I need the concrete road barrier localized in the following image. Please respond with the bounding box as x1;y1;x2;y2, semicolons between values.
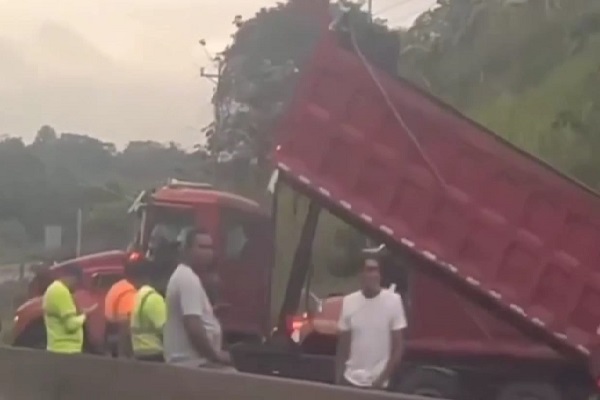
0;347;440;400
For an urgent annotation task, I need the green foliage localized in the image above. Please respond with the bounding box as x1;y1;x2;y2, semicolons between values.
206;1;399;199
398;0;600;189
471;36;600;187
0;128;207;263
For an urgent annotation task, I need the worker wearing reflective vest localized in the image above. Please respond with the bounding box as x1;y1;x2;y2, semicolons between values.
104;254;139;357
129;258;166;362
43;265;97;353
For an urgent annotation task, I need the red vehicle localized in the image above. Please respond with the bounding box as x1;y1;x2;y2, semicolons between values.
12;179;273;351
231;1;600;399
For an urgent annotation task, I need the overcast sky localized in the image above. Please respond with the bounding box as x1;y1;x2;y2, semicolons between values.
0;0;434;149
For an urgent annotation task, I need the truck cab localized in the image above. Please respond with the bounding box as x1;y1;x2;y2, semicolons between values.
12;179;273;351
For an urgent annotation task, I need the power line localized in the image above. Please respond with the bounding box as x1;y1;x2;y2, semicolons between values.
348;24;447;188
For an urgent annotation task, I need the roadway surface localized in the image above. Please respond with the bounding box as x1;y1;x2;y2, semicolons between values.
0;347;437;400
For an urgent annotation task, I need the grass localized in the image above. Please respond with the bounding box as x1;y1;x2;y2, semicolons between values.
469;35;600;181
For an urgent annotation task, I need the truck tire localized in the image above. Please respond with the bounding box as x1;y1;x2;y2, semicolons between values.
396;366;460;399
496;382;562;400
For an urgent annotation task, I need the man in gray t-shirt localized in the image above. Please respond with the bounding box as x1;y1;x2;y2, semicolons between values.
163;229;230;367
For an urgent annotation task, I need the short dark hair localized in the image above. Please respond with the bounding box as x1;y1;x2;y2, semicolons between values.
62;264;84;281
181;227;212;252
125;258;156;280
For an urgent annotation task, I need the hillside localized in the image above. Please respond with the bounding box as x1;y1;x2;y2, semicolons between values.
471;36;600;188
398;0;600;188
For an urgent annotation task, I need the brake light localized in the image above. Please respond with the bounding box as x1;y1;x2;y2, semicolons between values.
286;313;308;342
291;318;305;331
128;251;143;262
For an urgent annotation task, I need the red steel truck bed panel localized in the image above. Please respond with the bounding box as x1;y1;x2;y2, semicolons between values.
273;0;600;364
408;270;558;360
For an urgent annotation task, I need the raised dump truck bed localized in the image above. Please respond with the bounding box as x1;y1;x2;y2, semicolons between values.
273;0;600;368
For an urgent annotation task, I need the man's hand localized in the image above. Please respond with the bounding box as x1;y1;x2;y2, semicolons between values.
216;350;232;365
81;303;98;315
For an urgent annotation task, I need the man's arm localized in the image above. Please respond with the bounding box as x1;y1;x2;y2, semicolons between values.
374;294;407;388
374;329;404;387
335;300;351;385
335;330;351;384
182;315;221;362
55;287;86;334
179;277;224;363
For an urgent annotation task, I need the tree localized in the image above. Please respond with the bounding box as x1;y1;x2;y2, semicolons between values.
204;0;400;201
0;126;212;260
397;0;600;188
201;1;403;282
34;125;57;145
0;219;29;249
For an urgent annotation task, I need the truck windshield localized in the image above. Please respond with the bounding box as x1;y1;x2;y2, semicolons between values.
144;206;195;250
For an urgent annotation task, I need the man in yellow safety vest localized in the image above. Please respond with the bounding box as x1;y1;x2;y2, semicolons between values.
43;265;97;354
129;258;166;362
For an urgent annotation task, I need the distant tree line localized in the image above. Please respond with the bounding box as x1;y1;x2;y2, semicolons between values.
0;125;209;262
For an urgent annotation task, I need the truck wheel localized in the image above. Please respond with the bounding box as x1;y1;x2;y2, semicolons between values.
396;366;460;399
496;383;562;400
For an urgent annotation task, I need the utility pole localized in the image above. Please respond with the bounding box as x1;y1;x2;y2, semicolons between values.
368;0;373;21
199;40;224;85
200;62;222;84
198;39;224;186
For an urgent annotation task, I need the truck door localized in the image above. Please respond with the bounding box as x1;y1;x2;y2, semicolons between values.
218;208;273;341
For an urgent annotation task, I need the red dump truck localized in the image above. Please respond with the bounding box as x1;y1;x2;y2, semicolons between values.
230;1;600;399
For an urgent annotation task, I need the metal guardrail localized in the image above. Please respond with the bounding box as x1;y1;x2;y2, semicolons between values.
0;263;32;283
0;347;442;400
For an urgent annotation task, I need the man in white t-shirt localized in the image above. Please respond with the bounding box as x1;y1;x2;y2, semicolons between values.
335;257;407;390
163;228;231;368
